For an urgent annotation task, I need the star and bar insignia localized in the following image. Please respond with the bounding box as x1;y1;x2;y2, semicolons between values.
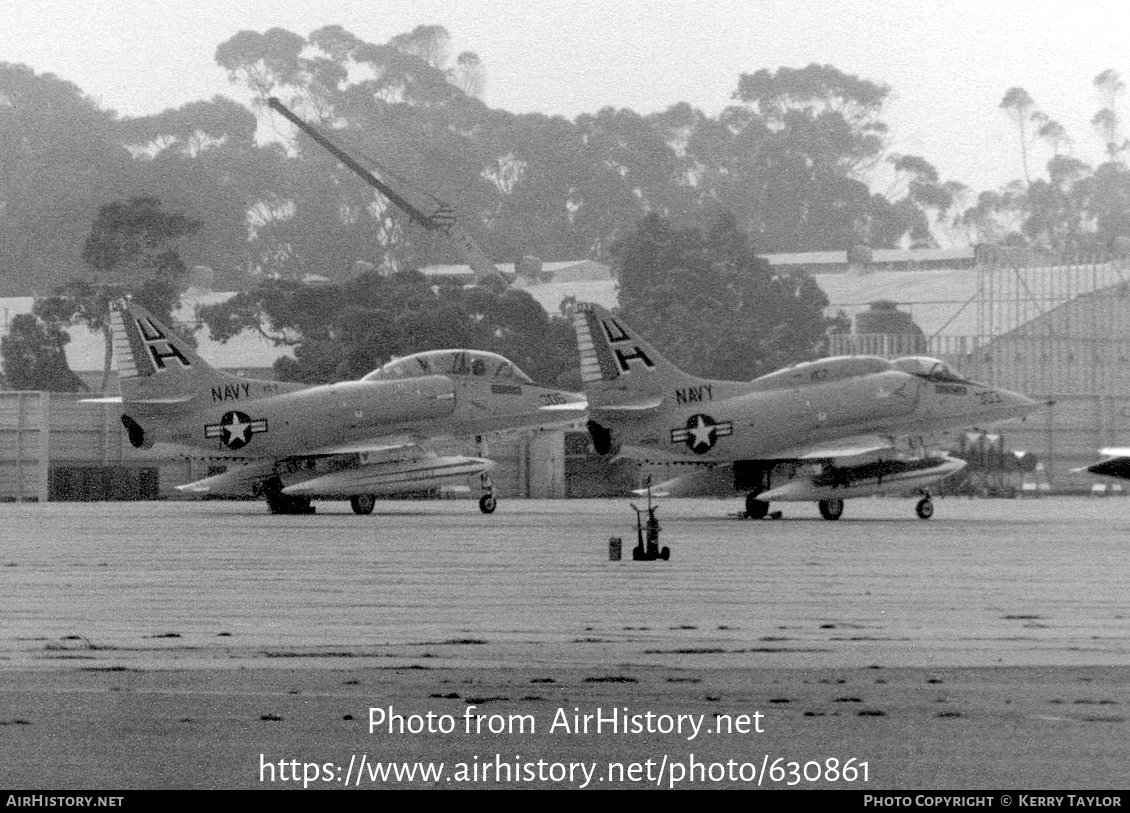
671;413;733;454
205;410;268;450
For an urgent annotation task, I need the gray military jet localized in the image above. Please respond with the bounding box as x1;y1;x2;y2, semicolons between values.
573;303;1040;520
105;299;585;514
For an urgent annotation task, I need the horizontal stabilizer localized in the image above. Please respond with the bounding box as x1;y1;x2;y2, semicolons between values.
590;398;666;424
82;395;196;405
539;401;589;411
593;398;665;413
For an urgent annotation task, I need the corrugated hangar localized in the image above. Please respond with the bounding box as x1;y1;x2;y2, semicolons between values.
822;249;1130;491
3;248;1129;500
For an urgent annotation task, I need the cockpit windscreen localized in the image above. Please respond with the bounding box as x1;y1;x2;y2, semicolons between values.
891;356;971;383
362;349;533;384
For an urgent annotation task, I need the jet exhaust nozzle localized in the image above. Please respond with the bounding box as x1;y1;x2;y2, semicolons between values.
587;420;616;456
120;415;150;449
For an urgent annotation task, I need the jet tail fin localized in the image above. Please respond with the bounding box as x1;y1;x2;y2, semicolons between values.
111;299;237;408
572;302;713;407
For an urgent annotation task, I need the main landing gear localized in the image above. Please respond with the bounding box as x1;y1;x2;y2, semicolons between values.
476;435;497;514
816;494;934;520
744;491;937;521
818;498;845;521
262;476;315;515
350;494;376;515
745;492;770;519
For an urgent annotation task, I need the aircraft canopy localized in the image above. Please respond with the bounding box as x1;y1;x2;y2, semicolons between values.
362;349;533;384
891;356;969;383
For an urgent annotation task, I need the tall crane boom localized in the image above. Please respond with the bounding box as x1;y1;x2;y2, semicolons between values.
266;97;502;283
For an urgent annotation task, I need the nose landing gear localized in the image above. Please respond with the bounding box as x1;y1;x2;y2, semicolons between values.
476;435;497;514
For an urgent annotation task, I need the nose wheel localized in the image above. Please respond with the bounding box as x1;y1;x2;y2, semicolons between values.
915;494;934;519
476;435;497;514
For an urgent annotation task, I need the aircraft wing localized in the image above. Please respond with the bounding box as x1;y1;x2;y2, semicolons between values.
639;434;959;499
175;437;492;498
280;455;493;496
637;464;736;497
1081;448;1130;480
765;434;898;463
637;435;902;497
175;461;276;495
292;435;429;460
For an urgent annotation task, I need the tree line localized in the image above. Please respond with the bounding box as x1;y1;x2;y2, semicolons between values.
1;24;1127;390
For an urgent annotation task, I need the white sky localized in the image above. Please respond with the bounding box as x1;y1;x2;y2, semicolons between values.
3;0;1129;196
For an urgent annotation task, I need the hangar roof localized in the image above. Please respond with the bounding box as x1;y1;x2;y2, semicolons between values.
815;262;1129;337
5;256;1125;373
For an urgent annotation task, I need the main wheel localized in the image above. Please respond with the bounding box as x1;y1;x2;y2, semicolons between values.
266;494;314;515
745;493;769;519
479;494;497;514
263;476;315;515
350;494;376;515
818;498;845;521
915;497;934;519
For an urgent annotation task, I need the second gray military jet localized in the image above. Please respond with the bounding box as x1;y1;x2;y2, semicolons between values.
573;303;1040;520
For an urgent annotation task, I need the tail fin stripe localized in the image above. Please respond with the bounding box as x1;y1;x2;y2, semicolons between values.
574;311;614;384
112;298;228;407
109;307;141;378
572;302;710;407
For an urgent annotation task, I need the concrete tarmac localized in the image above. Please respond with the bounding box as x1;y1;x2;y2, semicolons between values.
1;496;1127;789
